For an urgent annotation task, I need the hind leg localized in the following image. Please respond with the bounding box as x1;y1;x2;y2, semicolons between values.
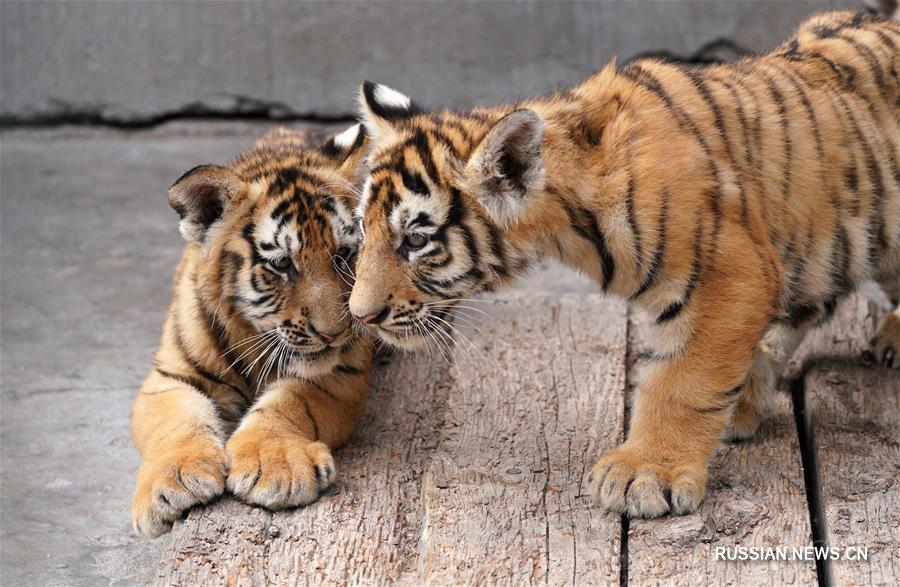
726;324;808;441
872;276;900;369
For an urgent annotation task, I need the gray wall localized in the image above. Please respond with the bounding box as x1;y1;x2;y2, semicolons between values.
1;0;861;124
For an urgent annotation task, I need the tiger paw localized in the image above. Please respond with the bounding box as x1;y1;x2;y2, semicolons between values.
871;313;900;369
225;426;335;510
725;399;762;442
131;437;227;538
587;446;707;518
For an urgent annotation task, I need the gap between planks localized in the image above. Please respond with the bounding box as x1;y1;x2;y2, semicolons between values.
156;289;895;586
157;293;627;586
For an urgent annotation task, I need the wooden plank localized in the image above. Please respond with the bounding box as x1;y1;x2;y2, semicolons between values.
625;307;817;586
416;293;626;585
803;293;899;587
157;292;627;585
156;352;453;586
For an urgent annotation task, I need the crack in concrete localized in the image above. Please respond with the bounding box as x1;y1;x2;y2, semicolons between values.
0;94;355;129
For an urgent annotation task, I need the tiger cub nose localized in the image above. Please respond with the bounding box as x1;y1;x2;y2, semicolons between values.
308;323;346;344
354;306;390;325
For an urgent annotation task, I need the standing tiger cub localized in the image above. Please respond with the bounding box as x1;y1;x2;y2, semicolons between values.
132;125;372;537
349;11;899;518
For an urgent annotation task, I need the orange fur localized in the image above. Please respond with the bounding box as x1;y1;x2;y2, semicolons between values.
350;11;900;517
131;126;374;537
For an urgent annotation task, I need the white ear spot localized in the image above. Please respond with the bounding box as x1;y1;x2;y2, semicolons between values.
334;123;362;150
373;84;411;110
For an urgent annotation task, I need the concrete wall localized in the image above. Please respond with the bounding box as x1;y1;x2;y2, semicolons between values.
1;0;860;124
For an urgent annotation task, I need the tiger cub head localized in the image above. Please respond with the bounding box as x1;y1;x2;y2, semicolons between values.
170;124;367;378
349;82;545;349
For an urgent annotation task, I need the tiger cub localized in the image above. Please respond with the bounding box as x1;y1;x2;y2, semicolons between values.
132;125;371;537
348;11;900;518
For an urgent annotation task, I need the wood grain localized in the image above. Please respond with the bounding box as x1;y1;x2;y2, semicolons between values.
625;307;817;586
156;350;453;586
416;293;626;585
157;292;628;586
803;293;899;587
157;286;897;585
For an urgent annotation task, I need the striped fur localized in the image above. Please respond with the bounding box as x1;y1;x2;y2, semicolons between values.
131;126;374;537
349;11;900;518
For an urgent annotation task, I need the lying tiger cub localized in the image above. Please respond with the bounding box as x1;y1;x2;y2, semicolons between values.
348;10;900;518
132;125;371;537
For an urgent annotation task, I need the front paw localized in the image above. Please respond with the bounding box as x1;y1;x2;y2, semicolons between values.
225;427;335;510
132;437;227;538
871;313;900;368
588;446;707;518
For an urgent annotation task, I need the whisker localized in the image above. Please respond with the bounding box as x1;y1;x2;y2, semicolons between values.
243;336;281;378
416;319;448;364
426;313;479;365
221;330;279;375
222;329;275;355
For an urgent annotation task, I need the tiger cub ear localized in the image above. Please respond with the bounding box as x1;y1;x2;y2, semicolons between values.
168;165;245;244
320;123;368;173
464;109;545;226
358;81;423;143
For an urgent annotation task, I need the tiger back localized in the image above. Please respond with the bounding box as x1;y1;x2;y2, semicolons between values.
348;11;899;518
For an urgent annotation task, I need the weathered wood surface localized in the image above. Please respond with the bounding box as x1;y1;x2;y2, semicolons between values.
801;293;899;587
157;293;628;586
158;285;898;586
625;308;817;586
156;347;453;586
418;294;626;585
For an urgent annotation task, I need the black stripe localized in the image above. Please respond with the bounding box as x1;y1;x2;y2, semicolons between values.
834;33;886;89
624;175;643;269
172;317;247;400
194;285;253;393
620;64;722;241
411;130;442;185
155;367;210;397
439;188;484;285
335;364;364;376
692;74;752;228
830;92;888;264
845;158;862;216
655;220;704;325
830;221;852;295
766;63;824;161
784;229;808;307
427;128;463;159
710;76;753;173
801;51;857;93
436;116;475;150
685;69;736;162
270;198;292;221
401;164;429;197
812;11;869;39
485;220;510;279
759;71;793;203
559;195;616;290
631;191;668;300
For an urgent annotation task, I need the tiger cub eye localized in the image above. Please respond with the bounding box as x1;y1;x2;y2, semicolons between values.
270;256;292;271
404;233;428;249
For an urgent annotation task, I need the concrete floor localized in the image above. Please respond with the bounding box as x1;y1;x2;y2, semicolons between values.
0;122;595;586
